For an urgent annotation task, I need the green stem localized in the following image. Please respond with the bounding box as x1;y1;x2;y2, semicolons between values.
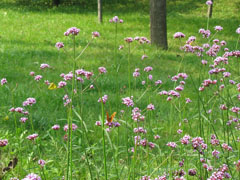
128;43;131;96
101;102;108;180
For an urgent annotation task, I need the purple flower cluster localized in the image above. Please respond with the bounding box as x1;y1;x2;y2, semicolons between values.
64;27;80;36
22;173;41;180
0;139;8;147
98;95;108;104
1;78;7;85
27;134;38;141
122;96;134;107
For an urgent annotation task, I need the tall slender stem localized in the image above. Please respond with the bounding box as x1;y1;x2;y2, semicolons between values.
101;102;108;180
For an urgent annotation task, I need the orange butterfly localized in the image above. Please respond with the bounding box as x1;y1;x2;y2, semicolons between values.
106;112;117;123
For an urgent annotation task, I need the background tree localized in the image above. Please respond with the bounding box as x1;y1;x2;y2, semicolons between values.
150;0;168;49
98;0;102;23
53;0;60;6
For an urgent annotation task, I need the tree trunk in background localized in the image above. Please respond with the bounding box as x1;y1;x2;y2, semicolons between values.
98;0;103;23
53;0;60;6
208;0;213;18
150;0;168;49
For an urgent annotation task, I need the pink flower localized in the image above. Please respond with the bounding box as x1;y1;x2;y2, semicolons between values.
141;54;148;60
64;27;80;36
122;96;134;107
15;107;24;113
215;26;223;31
167;97;172;101
20;117;28;123
44;80;50;85
34;75;42;81
236;27;240;34
181;135;190;145
186;98;192;103
95;121;101;126
64;123;78;132
175;85;184;91
92;31;100;38
9;107;15;112
98;95;108;104
212;149;220;158
38;159;46;167
119;45;124;50
177;129;183;134
124;37;133;43
144;66;153;72
173;32;185;39
64;73;73;81
112;16;119;23
27;134;38;141
23;98;36;107
166;142;177;148
148;142;155;149
0;139;8;147
22;173;41;180
154;80;162;86
40;63;50;69
148;74;153;80
147;103;155;110
154;135;160;139
52;124;60;130
206;0;212;5
90;85;94;89
201;60;208;65
119;19;123;23
98;67;107;74
133;71;140;77
58;81;67;88
1;78;7;85
55;42;64;50
142;81;145;85
29;71;35;76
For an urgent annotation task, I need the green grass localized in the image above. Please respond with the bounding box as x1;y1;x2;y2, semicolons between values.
0;0;240;179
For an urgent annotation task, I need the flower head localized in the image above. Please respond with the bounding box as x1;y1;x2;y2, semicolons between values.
0;139;8;147
92;31;100;38
174;32;185;39
214;26;223;31
206;0;212;5
52;124;60;130
98;67;107;74
236;27;240;34
40;64;50;69
27;134;38;141
55;42;64;50
1;78;7;85
38;159;46;167
22;173;41;180
122;96;134;107
98;95;108;104
64;123;78;132
64;27;80;36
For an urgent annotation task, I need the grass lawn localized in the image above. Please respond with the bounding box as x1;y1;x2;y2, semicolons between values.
0;0;240;179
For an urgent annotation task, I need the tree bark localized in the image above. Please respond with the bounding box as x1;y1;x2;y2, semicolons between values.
208;0;213;18
150;0;168;49
98;0;103;23
53;0;60;6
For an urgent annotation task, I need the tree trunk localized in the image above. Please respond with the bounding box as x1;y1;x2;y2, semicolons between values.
53;0;60;6
208;0;213;18
98;0;103;23
150;0;168;49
